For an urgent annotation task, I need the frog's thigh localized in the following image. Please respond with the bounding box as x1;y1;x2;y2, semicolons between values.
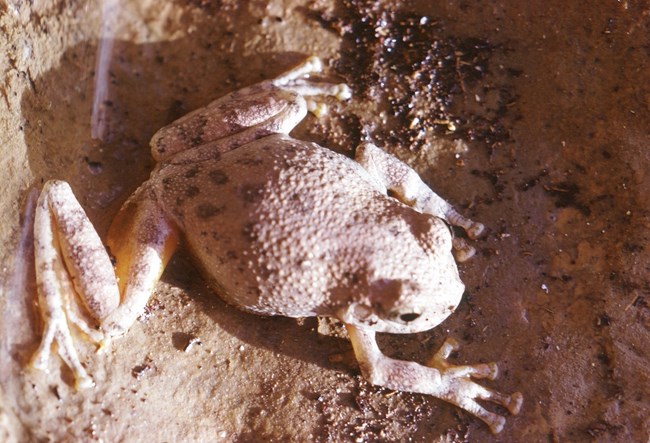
103;187;179;337
33;180;120;387
355;142;484;240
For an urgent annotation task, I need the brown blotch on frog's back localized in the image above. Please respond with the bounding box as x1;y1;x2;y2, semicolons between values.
184;166;200;178
238;183;265;205
196;203;224;218
209;169;229;185
185;186;200;198
162;176;175;190
186;114;208;147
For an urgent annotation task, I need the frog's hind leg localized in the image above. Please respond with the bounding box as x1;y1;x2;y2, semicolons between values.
150;56;351;161
32;180;120;388
32;180;179;388
355;142;484;260
150;86;303;161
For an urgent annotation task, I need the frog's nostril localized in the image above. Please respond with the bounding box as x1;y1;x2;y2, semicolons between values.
399;313;421;322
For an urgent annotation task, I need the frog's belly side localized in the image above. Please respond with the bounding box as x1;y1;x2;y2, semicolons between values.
153;135;391;317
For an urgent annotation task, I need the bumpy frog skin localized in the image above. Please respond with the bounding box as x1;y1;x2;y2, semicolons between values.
32;57;522;433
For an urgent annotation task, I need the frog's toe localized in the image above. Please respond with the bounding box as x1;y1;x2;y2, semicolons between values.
302;55;323;73
452;237;477;262
335;83;352;100
507;391;524;415
427;338;499;380
426;338;522;432
74;372;95;389
30;317;97;389
280;80;352;102
306;99;329;118
272;57;352;102
437;370;522;433
467;221;485;239
272;56;324;85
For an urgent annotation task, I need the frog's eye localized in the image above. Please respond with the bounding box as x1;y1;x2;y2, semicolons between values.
388;309;423;323
399;312;421;322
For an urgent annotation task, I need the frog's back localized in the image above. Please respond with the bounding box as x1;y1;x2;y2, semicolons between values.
152;134;424;316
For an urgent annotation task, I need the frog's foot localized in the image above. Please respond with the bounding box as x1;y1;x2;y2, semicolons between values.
152;56;351;159
30;271;105;389
284;80;351;118
31;313;99;389
272;56;352;117
346;326;522;434
426;338;523;433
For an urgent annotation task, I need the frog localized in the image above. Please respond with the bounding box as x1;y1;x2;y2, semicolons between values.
31;56;522;433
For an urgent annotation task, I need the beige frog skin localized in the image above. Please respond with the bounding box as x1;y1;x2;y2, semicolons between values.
32;57;522;433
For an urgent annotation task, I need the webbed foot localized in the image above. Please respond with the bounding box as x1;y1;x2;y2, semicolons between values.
426;338;523;433
272;56;351;117
346;326;522;434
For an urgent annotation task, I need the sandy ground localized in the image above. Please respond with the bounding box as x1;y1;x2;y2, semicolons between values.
1;0;649;441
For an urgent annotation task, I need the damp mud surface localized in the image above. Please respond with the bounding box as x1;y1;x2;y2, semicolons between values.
1;1;649;441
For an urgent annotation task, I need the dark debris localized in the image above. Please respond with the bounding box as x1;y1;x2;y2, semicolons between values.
310;0;517;151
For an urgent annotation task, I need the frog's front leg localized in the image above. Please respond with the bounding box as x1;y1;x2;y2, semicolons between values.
346;325;523;434
355;142;484;261
32;180;179;388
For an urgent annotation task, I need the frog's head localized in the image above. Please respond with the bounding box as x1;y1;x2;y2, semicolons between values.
338;276;465;334
337;216;466;334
